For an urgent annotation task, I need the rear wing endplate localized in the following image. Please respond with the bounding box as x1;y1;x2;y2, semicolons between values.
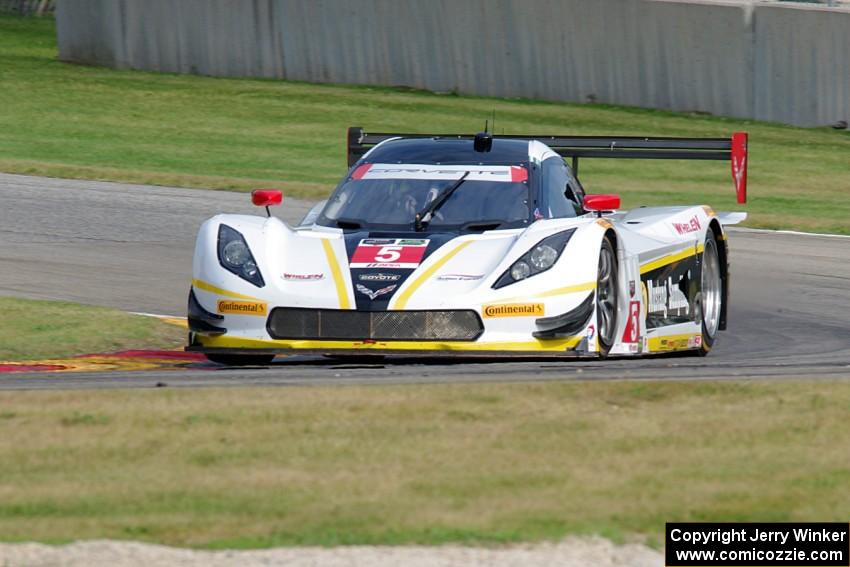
347;127;748;204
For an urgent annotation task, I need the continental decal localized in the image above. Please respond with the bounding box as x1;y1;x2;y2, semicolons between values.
217;300;268;316
482;303;544;318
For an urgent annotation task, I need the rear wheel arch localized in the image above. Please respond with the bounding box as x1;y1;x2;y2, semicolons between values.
707;219;729;331
697;225;725;356
604;228;619;257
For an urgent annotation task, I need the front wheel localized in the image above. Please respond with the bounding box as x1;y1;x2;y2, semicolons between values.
204;353;275;366
596;237;618;358
697;230;723;356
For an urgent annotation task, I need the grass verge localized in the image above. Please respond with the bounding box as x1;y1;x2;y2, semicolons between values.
0;298;184;361
0;380;848;547
0;16;849;233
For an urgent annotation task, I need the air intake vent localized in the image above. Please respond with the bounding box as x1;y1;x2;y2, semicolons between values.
267;308;483;341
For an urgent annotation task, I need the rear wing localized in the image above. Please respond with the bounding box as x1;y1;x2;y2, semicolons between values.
346;127;748;204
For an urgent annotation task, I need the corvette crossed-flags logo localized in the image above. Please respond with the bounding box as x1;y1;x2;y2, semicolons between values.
355;284;398;300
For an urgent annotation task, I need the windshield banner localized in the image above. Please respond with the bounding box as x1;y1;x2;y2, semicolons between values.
355;164;527;183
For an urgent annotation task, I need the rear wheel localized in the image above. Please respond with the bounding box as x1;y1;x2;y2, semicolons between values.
697;230;723;356
204;353;275;366
596;237;618;358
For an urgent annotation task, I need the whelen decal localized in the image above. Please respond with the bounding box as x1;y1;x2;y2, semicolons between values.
217;300;267;316
671;215;701;235
282;273;324;281
351;238;429;269
482;303;545;318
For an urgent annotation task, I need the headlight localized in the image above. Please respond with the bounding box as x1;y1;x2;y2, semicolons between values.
493;229;575;289
217;224;265;287
530;244;558;270
510;261;531;281
222;240;251;267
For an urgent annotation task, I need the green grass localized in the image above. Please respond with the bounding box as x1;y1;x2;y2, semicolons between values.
0;298;183;361
1;15;849;233
0;380;848;547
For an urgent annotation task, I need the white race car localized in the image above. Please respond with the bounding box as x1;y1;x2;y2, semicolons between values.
187;128;748;365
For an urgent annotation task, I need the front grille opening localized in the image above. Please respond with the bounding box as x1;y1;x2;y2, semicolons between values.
267;308;483;341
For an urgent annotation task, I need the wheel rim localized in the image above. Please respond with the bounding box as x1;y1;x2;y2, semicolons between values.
596;245;617;347
701;239;722;338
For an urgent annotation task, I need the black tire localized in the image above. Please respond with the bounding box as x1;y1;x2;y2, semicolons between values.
596;236;619;358
204;353;276;366
696;230;723;356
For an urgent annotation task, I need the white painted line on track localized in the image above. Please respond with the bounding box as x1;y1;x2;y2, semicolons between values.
728;227;850;239
130;312;186;320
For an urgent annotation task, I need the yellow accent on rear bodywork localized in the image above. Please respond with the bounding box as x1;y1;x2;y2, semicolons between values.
639;244;704;275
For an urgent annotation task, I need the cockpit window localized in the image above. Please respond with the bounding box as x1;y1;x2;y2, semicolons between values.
539;157;579;219
317;163;530;231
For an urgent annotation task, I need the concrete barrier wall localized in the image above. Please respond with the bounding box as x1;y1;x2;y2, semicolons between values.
55;0;850;127
753;3;850;126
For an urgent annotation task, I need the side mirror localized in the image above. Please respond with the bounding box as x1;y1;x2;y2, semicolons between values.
583;194;620;216
252;189;283;207
251;190;283;217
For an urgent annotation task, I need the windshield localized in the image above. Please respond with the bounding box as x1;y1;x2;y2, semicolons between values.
317;165;530;230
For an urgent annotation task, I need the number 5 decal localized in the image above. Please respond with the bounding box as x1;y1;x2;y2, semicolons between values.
374;246;403;263
622;301;640;343
350;239;430;268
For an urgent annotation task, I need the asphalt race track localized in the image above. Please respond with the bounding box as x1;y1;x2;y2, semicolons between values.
1;172;849;390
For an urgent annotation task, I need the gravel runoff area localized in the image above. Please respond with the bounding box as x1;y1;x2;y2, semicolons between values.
0;538;660;567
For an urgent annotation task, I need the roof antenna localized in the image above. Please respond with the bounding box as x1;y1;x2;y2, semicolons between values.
474;126;493;153
484;119;489;134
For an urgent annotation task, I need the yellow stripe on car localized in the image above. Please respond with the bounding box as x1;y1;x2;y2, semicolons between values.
639;243;704;275
192;278;262;301
495;280;596;304
321;238;351;309
198;334;583;352
393;241;472;309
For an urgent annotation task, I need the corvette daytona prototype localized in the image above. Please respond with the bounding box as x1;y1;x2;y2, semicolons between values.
187;128;749;365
